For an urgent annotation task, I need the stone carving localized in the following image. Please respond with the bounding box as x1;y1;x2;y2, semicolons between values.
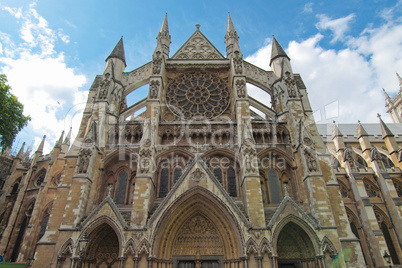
122;62;152;89
243;145;257;173
172;31;224;60
192;168;203;183
78;148;91;173
284;71;297;98
243;61;272;89
173;215;223;256
236;79;246;98
370;147;382;161
98;73;111;99
305;150;318;172
149;80;160;99
152;51;162;75
166;72;230;120
343;146;356;170
370;147;385;169
233;51;243;74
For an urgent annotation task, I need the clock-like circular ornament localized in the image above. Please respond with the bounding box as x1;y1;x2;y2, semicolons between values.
166;72;230;120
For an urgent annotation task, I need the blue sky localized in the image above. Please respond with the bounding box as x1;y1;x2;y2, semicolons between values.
0;0;401;154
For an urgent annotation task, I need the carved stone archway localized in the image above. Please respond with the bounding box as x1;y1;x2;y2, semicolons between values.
151;187;244;266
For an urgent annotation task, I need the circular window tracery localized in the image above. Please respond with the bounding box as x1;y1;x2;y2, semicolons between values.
166;72;230;120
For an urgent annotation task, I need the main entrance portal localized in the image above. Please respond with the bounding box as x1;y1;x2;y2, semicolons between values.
152;189;244;266
176;259;220;268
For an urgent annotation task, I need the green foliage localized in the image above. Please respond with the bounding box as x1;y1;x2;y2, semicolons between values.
0;74;31;150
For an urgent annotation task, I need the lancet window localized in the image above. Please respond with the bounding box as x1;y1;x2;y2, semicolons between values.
260;169;282;204
35;169;46;187
100;163;136;205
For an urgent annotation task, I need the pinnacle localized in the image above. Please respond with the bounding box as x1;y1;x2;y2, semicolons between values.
397;72;402;87
17;142;25;159
377;113;394;138
227;13;236;34
332;121;343;139
63;127;72;145
270;36;290;66
160;13;169;34
55;131;64;149
106;36;126;67
36;135;46;154
382;88;391;100
356;121;368;139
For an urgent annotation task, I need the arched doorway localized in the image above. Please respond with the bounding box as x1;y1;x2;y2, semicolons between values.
83;223;120;267
152;187;243;267
276;222;318;268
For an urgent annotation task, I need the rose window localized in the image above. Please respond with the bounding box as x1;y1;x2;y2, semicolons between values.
166;72;230;120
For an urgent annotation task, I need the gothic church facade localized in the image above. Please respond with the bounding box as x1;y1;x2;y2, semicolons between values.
0;14;401;268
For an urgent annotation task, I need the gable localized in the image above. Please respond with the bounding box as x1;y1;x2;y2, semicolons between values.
172;29;225;60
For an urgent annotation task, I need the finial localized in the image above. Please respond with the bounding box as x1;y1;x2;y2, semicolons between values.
283;182;289;197
377;113;381;119
333;120;336;124
107;183;113;197
195;24;200;30
358;120;360;123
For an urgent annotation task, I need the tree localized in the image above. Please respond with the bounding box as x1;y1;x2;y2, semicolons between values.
0;74;31;150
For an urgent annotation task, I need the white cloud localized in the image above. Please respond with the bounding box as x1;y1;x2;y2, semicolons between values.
245;12;402;124
0;3;86;153
303;3;313;13
316;14;355;43
2;6;22;19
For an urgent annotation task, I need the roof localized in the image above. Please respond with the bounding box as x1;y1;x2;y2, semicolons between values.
317;123;402;139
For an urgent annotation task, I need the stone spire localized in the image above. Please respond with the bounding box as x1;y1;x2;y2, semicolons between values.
155;13;171;58
397;72;402;89
356;121;368;139
36;135;46;154
63;127;72;146
106;36;126;67
270;36;290;66
54;131;64;149
225;13;242;59
332;121;343;139
383;88;391;101
377;114;394;138
16;142;25;159
62;127;72;154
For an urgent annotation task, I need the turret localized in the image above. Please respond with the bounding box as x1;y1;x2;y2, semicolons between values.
154;13;171;59
270;36;291;78
225;13;242;59
104;36;126;81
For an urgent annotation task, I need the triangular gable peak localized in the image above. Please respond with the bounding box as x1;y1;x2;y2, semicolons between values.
172;26;225;60
268;186;319;230
147;154;249;227
79;196;128;229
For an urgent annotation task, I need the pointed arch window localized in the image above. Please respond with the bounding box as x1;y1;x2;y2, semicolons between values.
159;168;169;198
381;222;399;264
35;170;46;187
173;167;182;184
11;183;19;194
227;166;237;197
214;167;223;184
268;169;281;204
37;213;50;241
115;170;128;204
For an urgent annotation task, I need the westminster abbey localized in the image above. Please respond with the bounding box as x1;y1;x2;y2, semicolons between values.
0;14;401;268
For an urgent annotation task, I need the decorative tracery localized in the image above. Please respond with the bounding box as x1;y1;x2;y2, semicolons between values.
166;72;230;120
